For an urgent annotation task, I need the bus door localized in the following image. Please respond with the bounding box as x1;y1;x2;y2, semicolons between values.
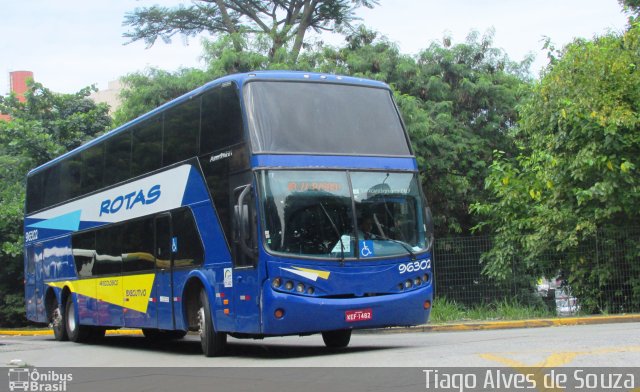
154;213;175;330
232;184;260;333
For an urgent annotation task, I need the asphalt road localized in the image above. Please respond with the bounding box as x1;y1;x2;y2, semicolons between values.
1;322;639;367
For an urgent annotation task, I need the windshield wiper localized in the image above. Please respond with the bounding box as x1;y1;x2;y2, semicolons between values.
374;237;416;260
318;202;345;263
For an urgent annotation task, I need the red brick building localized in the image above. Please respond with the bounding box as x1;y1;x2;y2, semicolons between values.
0;71;34;121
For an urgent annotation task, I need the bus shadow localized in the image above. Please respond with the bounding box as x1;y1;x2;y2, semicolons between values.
80;335;400;359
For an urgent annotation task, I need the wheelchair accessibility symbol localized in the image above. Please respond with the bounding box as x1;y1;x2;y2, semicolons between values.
359;240;375;258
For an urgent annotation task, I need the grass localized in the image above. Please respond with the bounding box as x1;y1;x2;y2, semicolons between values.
430;297;556;324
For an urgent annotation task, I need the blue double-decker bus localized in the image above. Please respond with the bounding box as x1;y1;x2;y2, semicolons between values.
23;71;434;356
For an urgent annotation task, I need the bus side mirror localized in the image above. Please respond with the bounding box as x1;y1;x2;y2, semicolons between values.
234;184;258;259
425;207;435;251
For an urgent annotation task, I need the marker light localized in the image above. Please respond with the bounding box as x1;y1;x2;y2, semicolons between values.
272;278;282;289
274;309;285;319
284;281;294;290
295;283;305;293
424;300;431;310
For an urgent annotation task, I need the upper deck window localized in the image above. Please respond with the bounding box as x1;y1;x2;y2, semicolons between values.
244;81;411;156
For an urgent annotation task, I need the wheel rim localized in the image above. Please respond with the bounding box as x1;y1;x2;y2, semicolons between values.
197;306;205;339
67;301;76;332
52;307;62;329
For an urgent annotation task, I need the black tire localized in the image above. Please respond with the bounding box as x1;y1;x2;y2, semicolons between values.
198;289;226;357
65;294;90;343
142;329;187;340
51;297;68;342
322;329;352;348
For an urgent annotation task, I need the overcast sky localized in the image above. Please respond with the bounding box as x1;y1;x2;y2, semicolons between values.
0;0;630;95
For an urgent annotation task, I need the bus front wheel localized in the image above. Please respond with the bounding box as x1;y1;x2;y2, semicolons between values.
322;329;352;348
198;289;226;357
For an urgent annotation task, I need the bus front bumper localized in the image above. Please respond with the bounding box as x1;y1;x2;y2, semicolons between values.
261;284;432;335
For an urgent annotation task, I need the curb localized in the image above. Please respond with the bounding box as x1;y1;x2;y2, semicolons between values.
356;314;640;334
0;329;143;336
2;314;639;337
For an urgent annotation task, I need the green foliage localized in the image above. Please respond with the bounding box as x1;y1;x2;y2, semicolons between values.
116;27;530;238
0;83;111;326
620;0;640;23
474;25;640;312
113;67;213;126
406;31;530;235
430;297;553;324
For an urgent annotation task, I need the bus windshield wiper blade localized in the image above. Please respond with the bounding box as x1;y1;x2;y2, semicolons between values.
375;237;416;260
318;202;345;262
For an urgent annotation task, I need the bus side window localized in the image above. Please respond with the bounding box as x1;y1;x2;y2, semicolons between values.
95;226;122;275
104;130;131;187
200;83;243;155
171;208;204;268
72;231;96;278
164;100;200;166
131;116;162;177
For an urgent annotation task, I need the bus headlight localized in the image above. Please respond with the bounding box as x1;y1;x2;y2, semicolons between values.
295;283;305;293
272;277;282;289
284;281;294;290
404;279;413;289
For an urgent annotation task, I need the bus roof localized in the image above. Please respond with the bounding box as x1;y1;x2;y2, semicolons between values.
28;71;392;176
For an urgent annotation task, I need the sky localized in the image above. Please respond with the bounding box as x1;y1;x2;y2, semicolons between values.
0;0;630;96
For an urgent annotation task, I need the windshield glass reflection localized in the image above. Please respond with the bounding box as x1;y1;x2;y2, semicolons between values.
258;170;428;260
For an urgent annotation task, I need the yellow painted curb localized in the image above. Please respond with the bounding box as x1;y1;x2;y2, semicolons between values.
0;329;143;336
361;314;640;334
426;314;640;332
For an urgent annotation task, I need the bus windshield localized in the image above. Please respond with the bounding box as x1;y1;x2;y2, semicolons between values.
258;170;428;259
244;81;411;156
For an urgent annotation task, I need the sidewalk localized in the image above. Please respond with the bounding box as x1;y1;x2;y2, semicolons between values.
1;314;639;336
357;313;640;334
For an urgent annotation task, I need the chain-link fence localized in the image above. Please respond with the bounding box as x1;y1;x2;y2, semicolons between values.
432;227;640;315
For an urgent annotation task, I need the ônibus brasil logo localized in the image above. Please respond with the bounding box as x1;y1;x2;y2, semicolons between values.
8;368;72;392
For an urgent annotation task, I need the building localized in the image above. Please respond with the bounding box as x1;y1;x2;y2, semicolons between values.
89;79;123;114
0;70;34;121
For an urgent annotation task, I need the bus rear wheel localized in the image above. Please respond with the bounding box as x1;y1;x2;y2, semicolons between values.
322;329;352;348
198;289;226;357
65;295;90;343
51;298;68;342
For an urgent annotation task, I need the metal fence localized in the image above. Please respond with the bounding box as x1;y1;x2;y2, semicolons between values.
432;227;640;314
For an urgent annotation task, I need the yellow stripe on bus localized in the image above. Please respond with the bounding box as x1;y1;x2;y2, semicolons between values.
47;273;155;313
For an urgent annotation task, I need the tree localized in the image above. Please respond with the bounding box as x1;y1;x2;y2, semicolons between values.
402;31;530;236
115;28;530;239
619;0;640;22
123;0;378;63
0;83;111;326
473;25;640;311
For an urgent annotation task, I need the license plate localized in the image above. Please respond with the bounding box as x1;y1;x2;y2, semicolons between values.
345;308;373;322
